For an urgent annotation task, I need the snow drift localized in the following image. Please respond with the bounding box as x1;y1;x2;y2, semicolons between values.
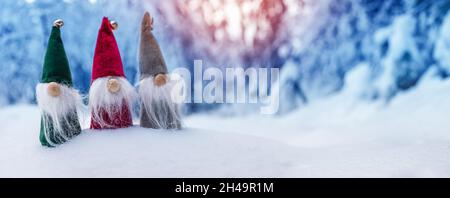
1;71;449;177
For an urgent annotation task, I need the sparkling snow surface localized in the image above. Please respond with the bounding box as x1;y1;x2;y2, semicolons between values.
1;74;450;177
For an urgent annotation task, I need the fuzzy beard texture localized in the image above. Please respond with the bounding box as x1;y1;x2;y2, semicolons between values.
89;77;137;129
36;83;83;145
139;76;182;129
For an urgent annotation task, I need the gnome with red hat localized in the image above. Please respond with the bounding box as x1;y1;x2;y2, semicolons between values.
138;12;182;129
89;17;137;129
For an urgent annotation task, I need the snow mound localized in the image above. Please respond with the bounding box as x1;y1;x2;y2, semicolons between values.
1;76;450;177
0;106;295;177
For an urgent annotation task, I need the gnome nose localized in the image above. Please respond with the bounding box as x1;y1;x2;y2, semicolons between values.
47;82;61;97
154;74;167;87
107;78;121;93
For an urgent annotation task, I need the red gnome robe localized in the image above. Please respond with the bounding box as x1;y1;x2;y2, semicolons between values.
89;17;135;129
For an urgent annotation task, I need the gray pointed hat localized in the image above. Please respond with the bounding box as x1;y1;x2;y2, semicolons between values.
139;12;168;80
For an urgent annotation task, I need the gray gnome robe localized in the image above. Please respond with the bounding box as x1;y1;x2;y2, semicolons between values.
139;12;182;129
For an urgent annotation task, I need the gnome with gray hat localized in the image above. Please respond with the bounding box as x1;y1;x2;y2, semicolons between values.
138;12;182;130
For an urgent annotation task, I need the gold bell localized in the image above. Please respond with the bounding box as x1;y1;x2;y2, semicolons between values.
47;82;61;97
53;19;64;28
110;20;118;30
149;13;154;31
107;78;121;93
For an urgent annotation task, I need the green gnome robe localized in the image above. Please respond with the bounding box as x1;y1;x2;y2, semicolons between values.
38;23;81;147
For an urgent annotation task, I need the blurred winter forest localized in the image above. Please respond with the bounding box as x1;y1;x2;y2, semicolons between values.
1;0;450;114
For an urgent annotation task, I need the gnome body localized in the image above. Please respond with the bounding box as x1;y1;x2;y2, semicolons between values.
36;20;82;147
89;17;136;129
139;12;182;129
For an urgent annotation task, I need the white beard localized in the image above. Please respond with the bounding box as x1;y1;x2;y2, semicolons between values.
36;83;83;145
89;77;137;127
139;76;182;129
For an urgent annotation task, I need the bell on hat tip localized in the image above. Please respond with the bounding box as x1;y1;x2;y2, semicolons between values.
107;78;121;93
47;82;61;97
144;12;154;31
53;19;64;28
110;20;118;30
150;15;154;31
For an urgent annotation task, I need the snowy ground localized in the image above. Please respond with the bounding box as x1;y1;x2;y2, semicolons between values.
1;74;450;177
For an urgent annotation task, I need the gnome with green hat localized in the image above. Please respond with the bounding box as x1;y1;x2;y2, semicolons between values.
138;12;182;129
35;19;82;147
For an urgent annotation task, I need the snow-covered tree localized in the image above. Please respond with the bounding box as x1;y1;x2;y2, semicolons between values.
0;0;143;105
1;0;450;115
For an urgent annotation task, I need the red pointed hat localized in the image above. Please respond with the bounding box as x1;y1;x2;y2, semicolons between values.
91;17;125;83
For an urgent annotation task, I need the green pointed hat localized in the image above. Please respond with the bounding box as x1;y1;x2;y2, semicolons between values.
41;19;73;86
